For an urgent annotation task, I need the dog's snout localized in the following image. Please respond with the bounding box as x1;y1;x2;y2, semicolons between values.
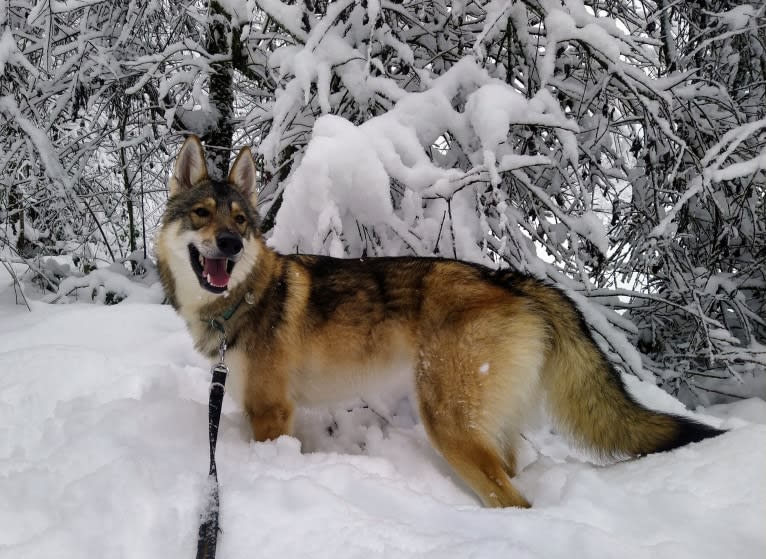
216;231;243;256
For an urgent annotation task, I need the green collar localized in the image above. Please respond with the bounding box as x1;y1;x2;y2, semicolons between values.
207;294;246;333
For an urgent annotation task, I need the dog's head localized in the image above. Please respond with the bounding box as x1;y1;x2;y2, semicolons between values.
159;136;260;297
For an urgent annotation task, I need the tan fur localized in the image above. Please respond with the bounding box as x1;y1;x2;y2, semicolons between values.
157;137;722;508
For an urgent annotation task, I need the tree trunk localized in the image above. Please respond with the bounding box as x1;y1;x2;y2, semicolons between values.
118;100;137;267
202;1;235;180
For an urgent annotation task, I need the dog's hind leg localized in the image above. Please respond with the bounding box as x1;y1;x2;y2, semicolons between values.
422;420;531;508
414;321;543;508
416;344;544;508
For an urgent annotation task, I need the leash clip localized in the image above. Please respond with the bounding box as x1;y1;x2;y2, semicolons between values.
211;331;229;388
217;333;227;366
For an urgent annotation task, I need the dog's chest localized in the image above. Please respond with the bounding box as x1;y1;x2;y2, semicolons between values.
182;313;224;358
215;344;416;412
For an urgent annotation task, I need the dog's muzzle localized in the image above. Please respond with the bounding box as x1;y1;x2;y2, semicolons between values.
188;235;242;293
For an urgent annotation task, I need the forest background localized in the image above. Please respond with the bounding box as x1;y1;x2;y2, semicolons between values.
1;0;764;405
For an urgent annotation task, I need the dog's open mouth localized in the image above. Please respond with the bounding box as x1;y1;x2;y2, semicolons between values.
189;245;236;293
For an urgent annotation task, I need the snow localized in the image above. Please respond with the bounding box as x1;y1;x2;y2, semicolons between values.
217;0;252;25
651;118;766;240
465;84;577;163
716;4;757;30
267;103;464;255
1;269;765;558
540;7;621;86
0;31;19;75
46;266;165;305
0;98;69;193
267;57;585;258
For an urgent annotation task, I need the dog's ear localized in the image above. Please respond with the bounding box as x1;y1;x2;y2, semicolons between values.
228;146;258;205
170;136;208;197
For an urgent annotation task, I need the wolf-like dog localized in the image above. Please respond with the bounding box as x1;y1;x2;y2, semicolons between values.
157;136;723;508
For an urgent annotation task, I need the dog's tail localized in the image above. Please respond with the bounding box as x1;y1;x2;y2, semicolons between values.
522;280;724;457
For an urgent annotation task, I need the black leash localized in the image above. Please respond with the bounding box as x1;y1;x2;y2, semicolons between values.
196;328;229;559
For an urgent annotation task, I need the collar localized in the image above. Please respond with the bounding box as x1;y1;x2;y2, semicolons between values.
206;293;247;334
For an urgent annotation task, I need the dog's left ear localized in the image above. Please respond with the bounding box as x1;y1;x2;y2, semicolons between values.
228;146;258;205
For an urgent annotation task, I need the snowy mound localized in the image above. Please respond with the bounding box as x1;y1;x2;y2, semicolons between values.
0;281;764;558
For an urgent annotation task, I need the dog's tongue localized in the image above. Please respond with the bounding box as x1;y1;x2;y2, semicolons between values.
204;257;230;287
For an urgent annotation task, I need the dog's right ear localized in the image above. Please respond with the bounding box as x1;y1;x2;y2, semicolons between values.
169;135;208;197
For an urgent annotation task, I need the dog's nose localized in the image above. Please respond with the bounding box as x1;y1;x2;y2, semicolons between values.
216;231;243;256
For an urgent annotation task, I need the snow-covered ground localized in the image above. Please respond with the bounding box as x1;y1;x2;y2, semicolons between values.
0;269;764;559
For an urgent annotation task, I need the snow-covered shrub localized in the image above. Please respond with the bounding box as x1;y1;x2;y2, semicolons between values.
0;1;191;288
1;0;763;404
245;0;765;403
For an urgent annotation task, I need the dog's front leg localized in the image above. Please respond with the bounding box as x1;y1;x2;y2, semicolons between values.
243;356;294;442
246;400;294;441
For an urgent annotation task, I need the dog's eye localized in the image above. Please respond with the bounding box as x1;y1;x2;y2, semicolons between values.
234;215;246;225
193;208;210;218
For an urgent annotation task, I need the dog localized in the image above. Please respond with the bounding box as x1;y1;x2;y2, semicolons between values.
156;136;723;508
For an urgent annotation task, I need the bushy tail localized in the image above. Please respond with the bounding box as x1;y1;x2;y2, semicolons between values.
525;282;724;457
